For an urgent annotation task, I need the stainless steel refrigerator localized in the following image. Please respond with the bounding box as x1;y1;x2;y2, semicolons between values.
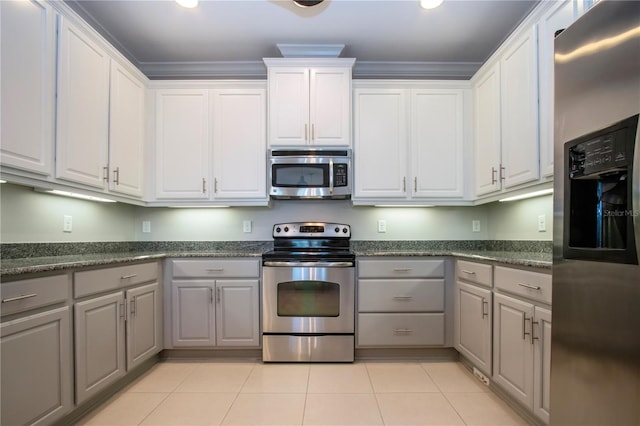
552;1;640;424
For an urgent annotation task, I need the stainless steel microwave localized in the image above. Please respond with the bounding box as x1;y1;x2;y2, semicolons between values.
268;149;351;199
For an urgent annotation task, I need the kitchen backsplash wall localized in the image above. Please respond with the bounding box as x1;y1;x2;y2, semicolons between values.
0;183;552;243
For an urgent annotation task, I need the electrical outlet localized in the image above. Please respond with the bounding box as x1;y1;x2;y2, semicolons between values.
377;219;387;233
538;214;546;232
243;220;252;233
473;367;490;386
142;221;151;233
63;215;72;233
472;220;481;232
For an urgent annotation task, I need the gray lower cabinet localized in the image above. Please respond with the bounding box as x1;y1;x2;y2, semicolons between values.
357;258;447;347
172;279;259;347
170;259;260;348
493;271;552;424
75;292;126;404
455;281;492;375
1;306;72;425
74;262;161;404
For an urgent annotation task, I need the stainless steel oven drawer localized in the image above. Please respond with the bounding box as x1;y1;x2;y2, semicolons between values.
262;335;354;362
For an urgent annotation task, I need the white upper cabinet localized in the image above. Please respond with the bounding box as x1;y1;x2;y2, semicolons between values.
56;17;110;189
353;82;469;204
152;84;267;204
265;58;354;147
353;88;408;199
154;89;210;199
0;0;56;176
411;89;465;198
109;61;146;198
474;64;502;196
500;27;540;189
473;25;540;198
537;0;581;178
211;88;267;200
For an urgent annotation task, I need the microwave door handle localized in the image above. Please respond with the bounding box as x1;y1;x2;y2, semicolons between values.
329;159;334;194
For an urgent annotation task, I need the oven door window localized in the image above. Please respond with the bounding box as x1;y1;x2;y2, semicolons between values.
277;281;339;317
272;164;329;188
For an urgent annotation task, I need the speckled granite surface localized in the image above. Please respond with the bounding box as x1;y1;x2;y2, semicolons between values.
0;240;551;277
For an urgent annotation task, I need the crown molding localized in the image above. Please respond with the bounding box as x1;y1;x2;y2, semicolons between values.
139;60;481;80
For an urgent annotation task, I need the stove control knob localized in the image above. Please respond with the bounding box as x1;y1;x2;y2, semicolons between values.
342;227;348;234
335;227;340;233
284;226;289;232
275;227;281;233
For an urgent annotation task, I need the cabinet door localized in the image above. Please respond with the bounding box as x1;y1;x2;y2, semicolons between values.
1;307;72;426
500;27;540;188
126;283;161;370
455;282;492;375
538;0;578;177
533;306;552;423
309;67;351;146
56;18;110;188
353;88;408;199
75;292;126;404
216;280;260;347
493;293;534;409
0;0;55;176
474;63;502;196
268;67;309;146
211;89;267;199
172;280;216;347
109;60;145;198
155;90;210;199
411;89;465;198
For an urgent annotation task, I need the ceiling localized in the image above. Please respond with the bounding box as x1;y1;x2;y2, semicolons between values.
64;0;540;80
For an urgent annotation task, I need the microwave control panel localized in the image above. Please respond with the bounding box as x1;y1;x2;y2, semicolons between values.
334;164;348;187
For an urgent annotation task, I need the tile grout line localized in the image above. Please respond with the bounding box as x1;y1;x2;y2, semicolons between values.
219;361;259;425
364;361;389;426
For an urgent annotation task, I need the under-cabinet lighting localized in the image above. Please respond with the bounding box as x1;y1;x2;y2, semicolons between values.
420;0;444;10
44;190;117;203
498;189;553;202
176;0;198;8
374;205;434;208
0;180;6;184
168;205;230;208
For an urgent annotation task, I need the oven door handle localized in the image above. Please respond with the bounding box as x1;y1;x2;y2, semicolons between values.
263;261;354;267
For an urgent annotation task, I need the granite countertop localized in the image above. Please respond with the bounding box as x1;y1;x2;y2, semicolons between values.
1;240;552;277
352;249;552;269
0;249;265;277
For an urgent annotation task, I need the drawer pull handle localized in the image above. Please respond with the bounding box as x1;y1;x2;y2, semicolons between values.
1;293;37;303
518;282;541;290
393;296;413;301
120;274;137;280
394;328;413;334
461;270;476;275
393;268;413;272
206;268;224;272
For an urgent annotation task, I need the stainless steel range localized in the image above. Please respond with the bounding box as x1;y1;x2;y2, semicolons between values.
262;222;355;362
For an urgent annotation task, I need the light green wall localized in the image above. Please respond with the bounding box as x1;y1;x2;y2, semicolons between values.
0;183;553;243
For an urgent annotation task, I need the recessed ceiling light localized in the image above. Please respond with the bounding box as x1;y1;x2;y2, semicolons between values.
176;0;198;9
420;0;444;10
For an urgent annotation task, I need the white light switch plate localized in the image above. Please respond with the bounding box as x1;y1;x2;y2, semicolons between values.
472;220;481;232
63;215;72;233
377;219;387;233
243;220;252;233
142;221;151;233
538;214;546;232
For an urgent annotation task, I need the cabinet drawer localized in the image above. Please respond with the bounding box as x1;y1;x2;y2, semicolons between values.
171;259;259;278
358;259;444;278
358;279;444;312
1;275;69;316
357;313;445;346
456;260;493;288
494;266;551;304
74;262;159;298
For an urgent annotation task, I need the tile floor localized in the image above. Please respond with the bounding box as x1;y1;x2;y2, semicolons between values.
78;360;530;425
